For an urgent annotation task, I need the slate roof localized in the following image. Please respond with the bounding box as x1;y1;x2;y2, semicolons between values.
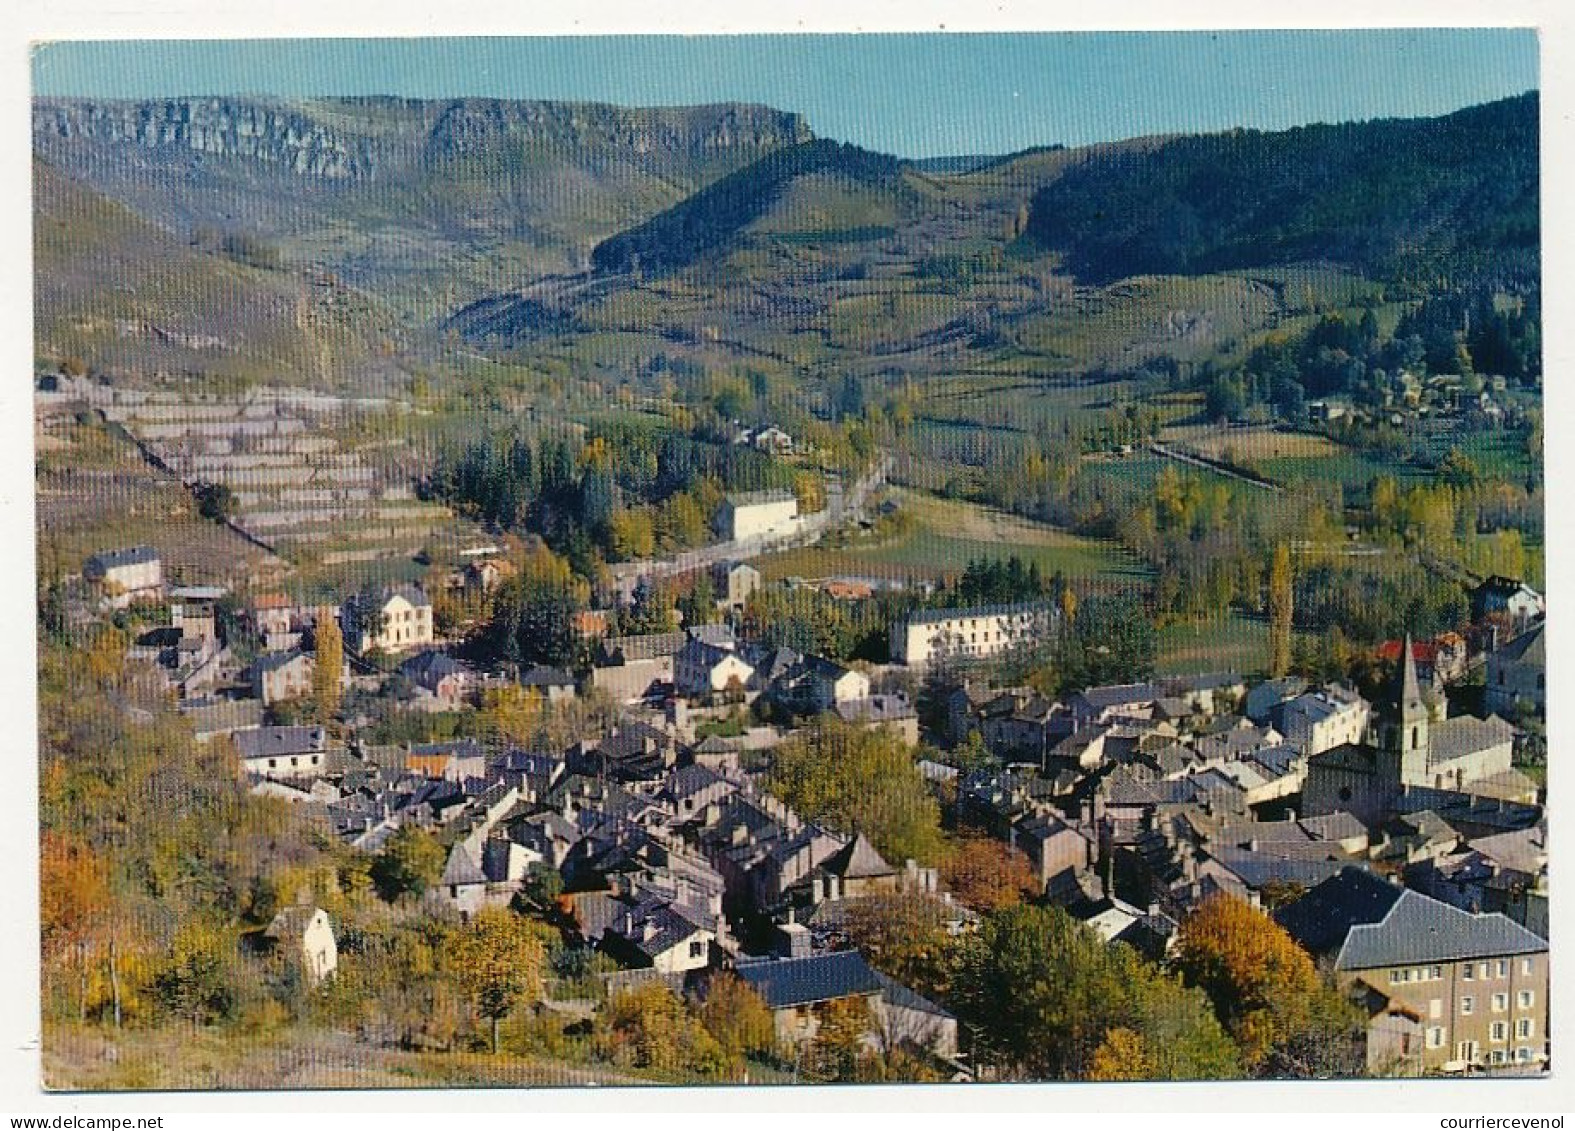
665;763;727;801
264;905;322;940
1335;889;1548;970
411;738;484;760
834;694;916;725
1308;742;1382;777
735;950;884;1009
85;545;159;573
400;650;465;683
1074;682;1164;710
1428;716;1517;767
519;664;575;689
441;842;487;887
1206;846;1350;891
872;971;955;1021
234;725;328;759
1245;676;1309;722
1274;867;1411;956
1494;625;1545;666
602;632;687;663
253;649;311;676
820;833;895;880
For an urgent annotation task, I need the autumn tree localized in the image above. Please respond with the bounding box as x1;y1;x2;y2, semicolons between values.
593;982;730;1077
1172;893;1362;1077
942;833;1039;912
478;684;544;746
1086;1027;1153;1081
766;717;944;865
312;606;344;723
842;892;956;1000
695;973;777;1068
447;907;545;1054
152;921;237;1028
1267;542;1294;678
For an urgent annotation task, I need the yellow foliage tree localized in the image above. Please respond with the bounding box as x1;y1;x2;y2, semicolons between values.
312;606;343;724
479;684;544;746
446;907;545;1054
1085;1027;1154;1081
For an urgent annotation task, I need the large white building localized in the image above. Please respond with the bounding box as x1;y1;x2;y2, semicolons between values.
890;602;1057;666
342;586;433;654
718;489;799;541
1278;687;1370;756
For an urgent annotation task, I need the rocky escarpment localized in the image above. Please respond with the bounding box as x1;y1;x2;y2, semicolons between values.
34;96;813;183
424;99;811;163
33;98;375;179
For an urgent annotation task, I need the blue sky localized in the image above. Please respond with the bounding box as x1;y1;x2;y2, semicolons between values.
31;31;1538;158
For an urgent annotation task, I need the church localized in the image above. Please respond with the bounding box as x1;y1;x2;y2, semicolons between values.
1303;637;1516;829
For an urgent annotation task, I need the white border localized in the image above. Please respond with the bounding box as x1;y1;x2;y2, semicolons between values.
3;0;1571;1119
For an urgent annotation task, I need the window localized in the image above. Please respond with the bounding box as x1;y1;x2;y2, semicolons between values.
1490;1049;1507;1065
1480;962;1490;979
688;940;705;959
268;758;277;769
1427;1027;1445;1049
1517;1047;1534;1063
1522;957;1535;976
1492;993;1508;1012
1491;1022;1508;1042
1497;960;1509;978
1519;991;1534;1010
1463;964;1475;981
1461;997;1474;1016
1457;1041;1480;1063
1517;1019;1534;1039
1429;965;1442;980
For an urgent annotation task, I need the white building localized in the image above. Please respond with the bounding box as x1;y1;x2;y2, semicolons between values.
890;602;1057;666
718;489;799;542
263;905;338;986
343;586;433;654
1278;687;1370;756
84;546;163;608
675;638;756;700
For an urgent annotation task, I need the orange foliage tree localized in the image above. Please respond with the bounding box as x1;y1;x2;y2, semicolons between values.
1172;893;1363;1076
942;833;1039;911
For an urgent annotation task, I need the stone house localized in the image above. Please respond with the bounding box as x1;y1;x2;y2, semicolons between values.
263;905;338;987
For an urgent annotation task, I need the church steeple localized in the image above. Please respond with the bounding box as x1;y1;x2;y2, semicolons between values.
1388;634;1430;783
1398;635;1427;724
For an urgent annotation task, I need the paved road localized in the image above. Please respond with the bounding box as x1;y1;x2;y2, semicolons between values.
1148;440;1284;492
607;453;893;599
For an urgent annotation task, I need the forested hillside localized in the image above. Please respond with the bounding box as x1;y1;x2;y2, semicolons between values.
1024;93;1538;288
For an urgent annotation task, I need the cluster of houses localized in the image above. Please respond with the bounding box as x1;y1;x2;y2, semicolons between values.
937;635;1547;1075
238;716;965;1066
81;532;1549;1077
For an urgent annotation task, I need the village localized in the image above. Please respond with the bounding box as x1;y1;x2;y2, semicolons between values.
62;497;1550;1079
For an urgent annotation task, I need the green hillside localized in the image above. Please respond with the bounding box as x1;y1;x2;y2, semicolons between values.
1024;92;1538;287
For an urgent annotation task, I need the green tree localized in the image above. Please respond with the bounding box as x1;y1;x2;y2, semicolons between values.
370;826;446;902
1268;543;1294;678
766;718;944;864
951;905;1239;1081
152;922;236;1028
